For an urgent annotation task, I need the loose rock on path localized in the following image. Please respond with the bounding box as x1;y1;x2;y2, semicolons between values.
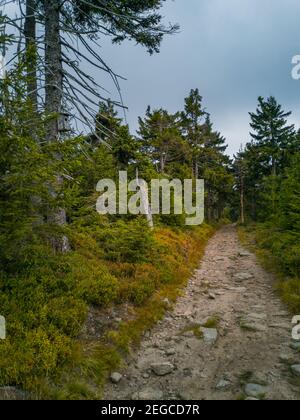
104;226;300;401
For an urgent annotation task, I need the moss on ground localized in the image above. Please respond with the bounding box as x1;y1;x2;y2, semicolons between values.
0;220;215;399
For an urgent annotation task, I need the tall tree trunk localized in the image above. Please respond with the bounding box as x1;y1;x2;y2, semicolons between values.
194;161;199;179
136;169;154;229
25;0;44;225
45;0;63;141
271;155;277;215
24;0;38;111
44;0;69;252
160;153;165;173
240;177;245;224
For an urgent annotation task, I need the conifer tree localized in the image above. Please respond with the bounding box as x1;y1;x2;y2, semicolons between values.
249;96;295;177
181;89;206;178
138;107;189;174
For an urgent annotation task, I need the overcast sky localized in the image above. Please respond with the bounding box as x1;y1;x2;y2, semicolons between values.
3;0;300;155
96;0;300;155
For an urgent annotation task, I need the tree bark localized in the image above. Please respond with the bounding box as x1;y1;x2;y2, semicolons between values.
240;177;245;224
44;0;69;252
24;0;38;111
45;0;63;141
136;169;154;229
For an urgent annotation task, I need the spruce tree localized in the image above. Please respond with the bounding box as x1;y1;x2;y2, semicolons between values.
249;96;295;177
181;89;206;178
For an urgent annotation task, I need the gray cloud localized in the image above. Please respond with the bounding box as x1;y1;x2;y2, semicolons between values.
97;0;300;155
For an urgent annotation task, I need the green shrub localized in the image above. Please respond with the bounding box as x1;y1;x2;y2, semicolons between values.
96;218;157;263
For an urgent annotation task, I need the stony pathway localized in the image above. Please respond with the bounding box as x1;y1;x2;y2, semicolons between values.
105;226;300;401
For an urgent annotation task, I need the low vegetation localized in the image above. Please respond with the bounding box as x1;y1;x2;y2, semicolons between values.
0;213;214;399
239;225;300;314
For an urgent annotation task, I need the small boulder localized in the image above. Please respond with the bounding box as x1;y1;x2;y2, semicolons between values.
216;380;231;391
151;362;175;377
239;251;251;257
165;348;176;356
234;273;253;281
202;328;218;344
290;342;300;351
279;354;296;364
245;383;268;399
291;365;300;377
132;388;163;400
110;372;122;384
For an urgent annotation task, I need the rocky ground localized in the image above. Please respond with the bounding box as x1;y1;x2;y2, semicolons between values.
104;225;300;401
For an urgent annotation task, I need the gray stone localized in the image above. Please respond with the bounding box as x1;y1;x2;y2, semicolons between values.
229;287;247;293
279;354;296;364
202;328;218;344
151;362;175;376
165;348;176;356
132;388;163;400
290;342;300;351
216;380;231;391
110;372;123;384
209;293;216;300
245;383;268;399
239;251;252;257
245;397;259;401
178;390;194;400
234;272;253;281
251;373;268;386
291;365;300;377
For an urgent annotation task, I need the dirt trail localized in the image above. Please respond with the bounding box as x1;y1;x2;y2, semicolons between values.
105;226;300;401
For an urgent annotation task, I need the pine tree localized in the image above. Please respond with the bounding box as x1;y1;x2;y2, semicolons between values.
181;89;207;178
249;96;295;177
71;0;179;54
94;100;122;144
233;147;248;224
138;107;190;175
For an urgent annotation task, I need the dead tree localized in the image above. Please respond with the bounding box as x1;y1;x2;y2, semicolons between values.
24;0;38;110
